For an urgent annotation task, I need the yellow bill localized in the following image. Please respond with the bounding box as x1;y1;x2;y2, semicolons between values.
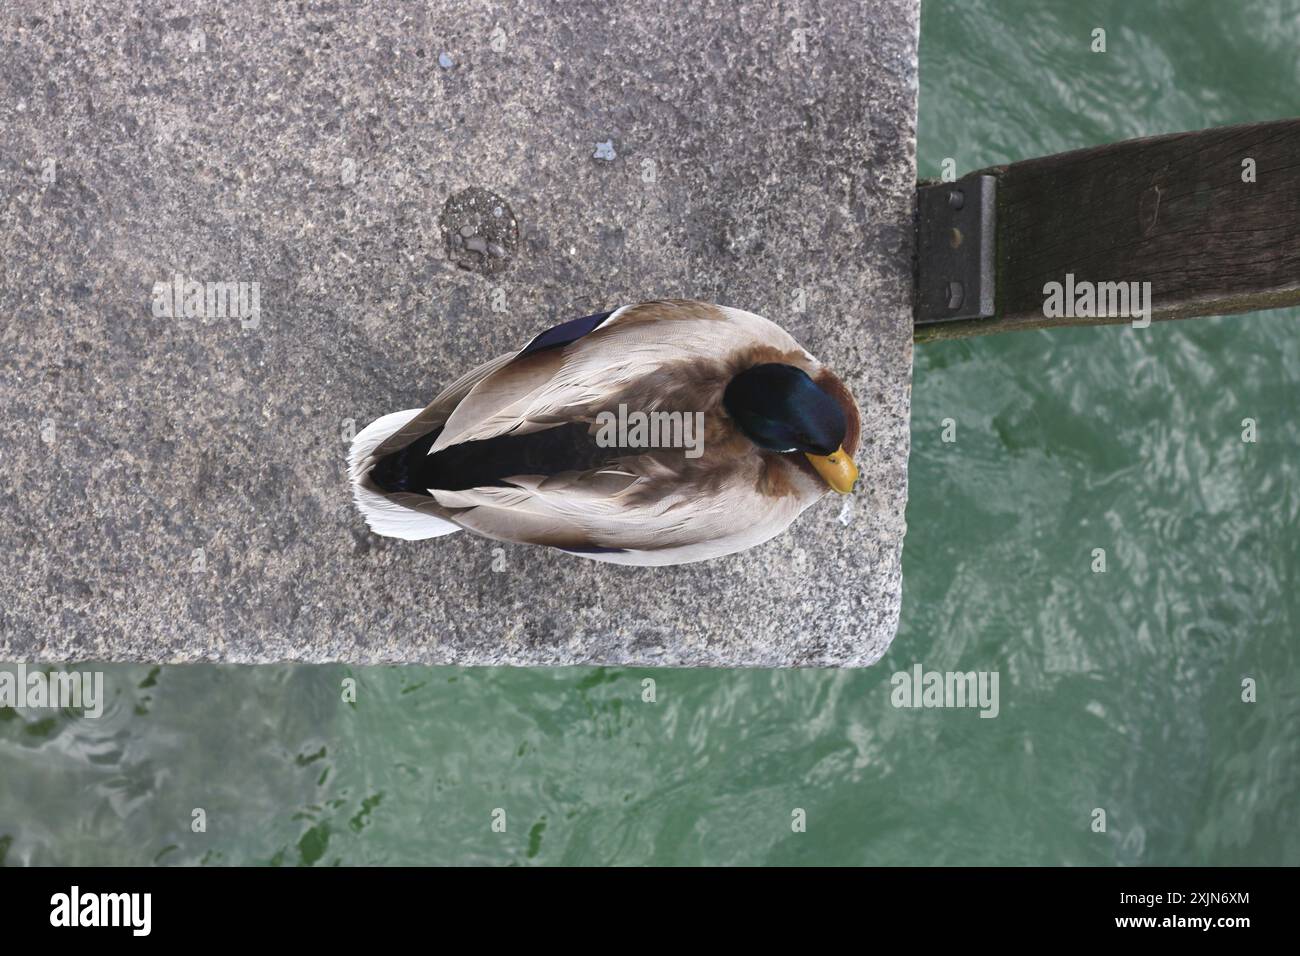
805;446;858;494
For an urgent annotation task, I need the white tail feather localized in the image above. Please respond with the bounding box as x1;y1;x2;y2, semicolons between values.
348;409;462;540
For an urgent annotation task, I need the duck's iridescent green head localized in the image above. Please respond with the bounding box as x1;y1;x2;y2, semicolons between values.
723;363;859;493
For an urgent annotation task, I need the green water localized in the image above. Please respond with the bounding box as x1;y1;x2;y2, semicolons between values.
2;0;1298;865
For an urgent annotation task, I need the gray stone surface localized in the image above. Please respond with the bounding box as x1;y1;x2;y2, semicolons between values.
0;0;917;666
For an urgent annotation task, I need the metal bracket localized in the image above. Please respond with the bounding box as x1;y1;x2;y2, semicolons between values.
915;175;997;324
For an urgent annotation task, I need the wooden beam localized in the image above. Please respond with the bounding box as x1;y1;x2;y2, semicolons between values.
915;119;1300;342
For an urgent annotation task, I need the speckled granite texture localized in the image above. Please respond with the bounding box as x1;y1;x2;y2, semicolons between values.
0;0;917;666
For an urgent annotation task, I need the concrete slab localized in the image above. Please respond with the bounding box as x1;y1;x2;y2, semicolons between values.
0;0;917;666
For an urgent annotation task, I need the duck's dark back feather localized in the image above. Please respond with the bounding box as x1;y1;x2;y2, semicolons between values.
370;423;613;494
517;310;614;358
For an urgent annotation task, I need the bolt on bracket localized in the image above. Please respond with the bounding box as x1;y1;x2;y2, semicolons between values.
914;175;997;324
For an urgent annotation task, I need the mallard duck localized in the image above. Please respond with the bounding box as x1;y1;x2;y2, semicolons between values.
349;299;860;565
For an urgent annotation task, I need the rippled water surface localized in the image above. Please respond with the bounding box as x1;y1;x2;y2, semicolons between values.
2;0;1298;865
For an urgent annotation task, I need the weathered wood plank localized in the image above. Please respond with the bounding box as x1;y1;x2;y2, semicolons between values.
916;119;1300;342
